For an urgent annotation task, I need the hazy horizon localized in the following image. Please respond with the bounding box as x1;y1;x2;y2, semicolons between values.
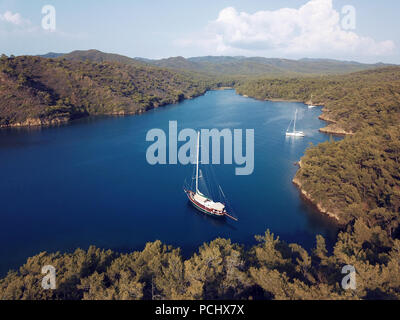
1;0;399;64
26;49;395;66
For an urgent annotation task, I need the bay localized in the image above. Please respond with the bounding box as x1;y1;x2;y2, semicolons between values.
0;89;341;275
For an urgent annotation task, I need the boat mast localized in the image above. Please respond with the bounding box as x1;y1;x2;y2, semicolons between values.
293;109;297;133
195;131;200;194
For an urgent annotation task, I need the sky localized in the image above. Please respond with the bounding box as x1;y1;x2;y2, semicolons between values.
0;0;399;63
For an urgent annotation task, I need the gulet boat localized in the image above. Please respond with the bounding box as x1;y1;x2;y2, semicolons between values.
184;132;237;221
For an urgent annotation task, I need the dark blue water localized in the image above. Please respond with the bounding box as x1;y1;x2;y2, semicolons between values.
0;90;341;275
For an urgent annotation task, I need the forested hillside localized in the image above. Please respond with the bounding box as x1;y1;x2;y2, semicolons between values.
1;223;400;300
294;126;400;226
0;55;220;127
236;67;400;134
61;49;145;67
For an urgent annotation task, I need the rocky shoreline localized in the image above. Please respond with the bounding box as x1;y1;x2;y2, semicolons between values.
0;116;69;128
292;162;345;225
290;108;350;224
318;111;354;136
0;90;209;129
0;110;147;129
292;176;344;224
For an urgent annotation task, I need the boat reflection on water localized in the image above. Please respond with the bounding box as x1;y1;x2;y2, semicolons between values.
185;202;238;230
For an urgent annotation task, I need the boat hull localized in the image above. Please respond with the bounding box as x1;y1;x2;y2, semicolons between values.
184;189;226;218
286;132;305;137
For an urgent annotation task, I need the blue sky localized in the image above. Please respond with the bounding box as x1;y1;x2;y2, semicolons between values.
0;0;399;63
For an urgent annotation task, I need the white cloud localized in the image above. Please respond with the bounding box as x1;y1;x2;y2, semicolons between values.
0;11;29;26
177;0;395;58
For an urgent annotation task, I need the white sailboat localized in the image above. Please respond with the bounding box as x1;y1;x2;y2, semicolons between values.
308;95;317;109
286;109;305;137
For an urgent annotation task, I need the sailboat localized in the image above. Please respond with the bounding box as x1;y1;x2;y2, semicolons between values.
286;109;305;137
308;95;317;109
184;132;238;221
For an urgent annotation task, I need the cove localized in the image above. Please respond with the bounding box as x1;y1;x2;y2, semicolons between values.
0;89;341;276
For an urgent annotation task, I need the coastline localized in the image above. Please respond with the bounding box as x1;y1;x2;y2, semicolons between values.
291;107;349;224
212;86;234;91
0;116;72;129
236;91;353;136
289;107;352;223
0;90;210;129
237;92;303;103
292;163;344;225
318;112;354;136
266;98;304;103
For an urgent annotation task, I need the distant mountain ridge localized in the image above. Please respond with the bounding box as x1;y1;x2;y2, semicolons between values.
38;52;65;58
60;49;145;66
139;55;392;75
37;50;392;76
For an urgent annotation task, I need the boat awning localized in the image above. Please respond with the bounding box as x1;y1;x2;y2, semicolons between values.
194;193;225;211
208;202;225;211
194;193;208;203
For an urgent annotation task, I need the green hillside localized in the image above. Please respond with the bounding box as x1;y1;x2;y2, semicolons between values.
0;55;219;127
2;226;400;300
61;49;145;67
236;67;400;134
